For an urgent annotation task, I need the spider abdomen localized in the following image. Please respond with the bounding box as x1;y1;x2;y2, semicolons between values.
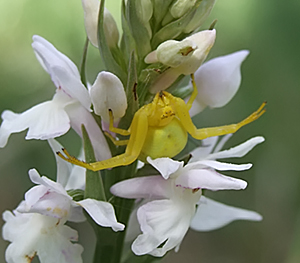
139;118;188;162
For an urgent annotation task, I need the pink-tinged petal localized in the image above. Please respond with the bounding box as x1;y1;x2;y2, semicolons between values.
189;159;252;171
190;196;262;231
65;103;112;161
147;157;183;179
0;91;72;147
192;50;249;114
51;66;91;110
132;199;195;256
28;169;69;197
48;139;73;188
77;199;125;231
3;211;83;263
175;169;247;190
110;176;170;199
208;136;265;160
32;35;81;86
19;186;71;220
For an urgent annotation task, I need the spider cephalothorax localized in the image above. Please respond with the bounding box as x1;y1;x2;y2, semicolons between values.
58;74;266;171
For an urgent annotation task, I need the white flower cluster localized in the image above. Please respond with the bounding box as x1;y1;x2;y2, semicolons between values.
0;0;264;262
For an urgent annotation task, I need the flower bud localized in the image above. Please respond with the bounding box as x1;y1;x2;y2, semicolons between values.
90;71;127;122
82;0;119;48
189;50;250;116
146;30;215;74
136;0;153;25
170;0;197;18
145;30;216;93
156;39;197;67
176;29;216;75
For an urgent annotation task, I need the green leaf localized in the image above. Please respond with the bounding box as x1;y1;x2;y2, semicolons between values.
82;125;106;201
98;0;127;84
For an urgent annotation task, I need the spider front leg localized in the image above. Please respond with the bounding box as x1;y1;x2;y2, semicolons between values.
57;110;149;171
186;73;198;110
108;109;130;136
170;94;266;140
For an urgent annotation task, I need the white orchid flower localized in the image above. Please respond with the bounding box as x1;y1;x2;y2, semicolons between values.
145;30;216;93
111;135;264;257
189;50;250;116
2;210;84;263
2;139;124;263
0;35;111;161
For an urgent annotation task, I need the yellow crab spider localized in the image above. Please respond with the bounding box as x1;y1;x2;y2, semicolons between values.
57;74;266;171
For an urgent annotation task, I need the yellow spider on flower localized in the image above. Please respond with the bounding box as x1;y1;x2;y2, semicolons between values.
58;74;266;171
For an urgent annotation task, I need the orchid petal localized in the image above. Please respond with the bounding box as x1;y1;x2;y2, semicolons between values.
3;211;83;263
77;199;125;231
132;199;194;256
193;50;249;112
111;176;170;199
0;90;72;147
28;169;69;197
90;71;127;122
175;169;247;190
51;66;91;110
65;103;112;161
147;157;183;179
189;159;252;171
32;35;81;86
208;136;265;160
190;196;262;231
19;185;71;220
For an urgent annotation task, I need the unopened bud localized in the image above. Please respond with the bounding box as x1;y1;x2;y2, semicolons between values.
156;39;197;67
170;0;197;18
82;0;119;48
184;0;216;33
145;29;216;75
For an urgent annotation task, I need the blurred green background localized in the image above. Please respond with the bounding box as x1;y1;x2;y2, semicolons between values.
0;0;300;262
